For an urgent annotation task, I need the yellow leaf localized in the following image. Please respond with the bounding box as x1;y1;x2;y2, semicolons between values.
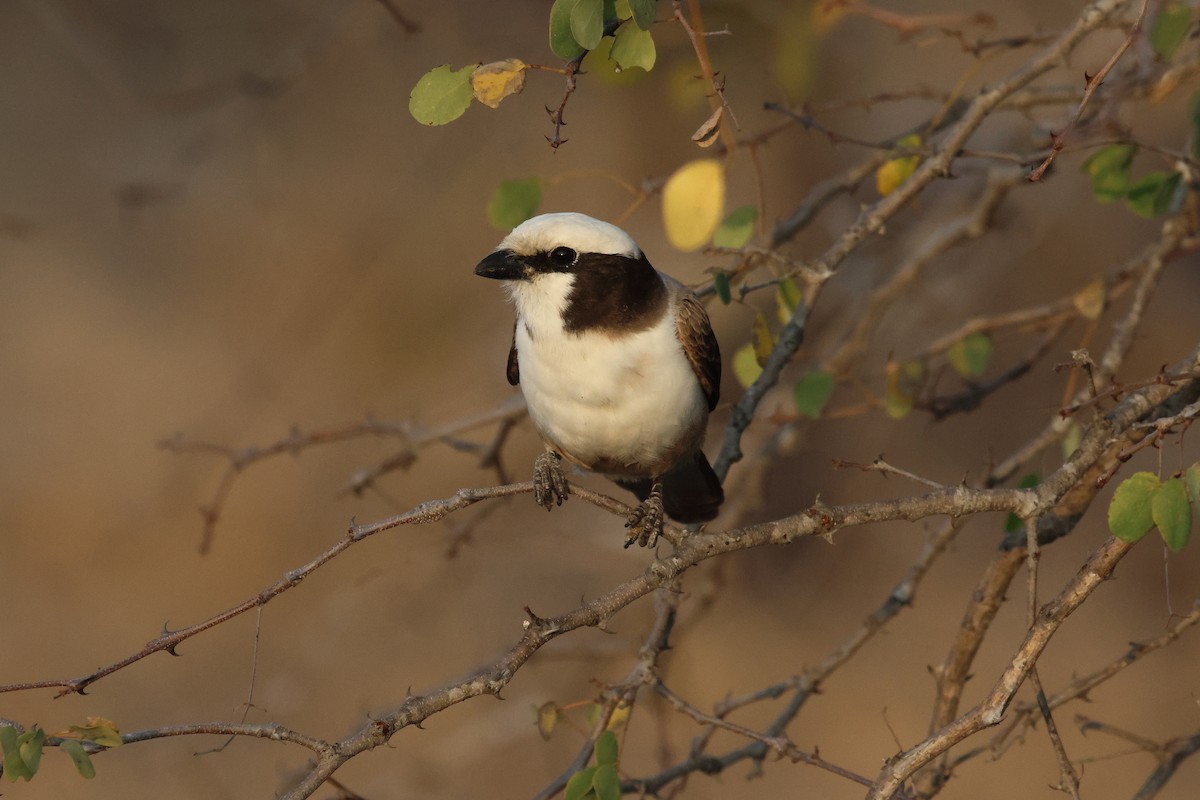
470;59;528;109
55;717;122;748
535;701;560;740
884;358;925;419
752;312;774;366
876;134;922;197
662;159;725;251
733;343;763;388
607;702;631;730
1072;278;1106;320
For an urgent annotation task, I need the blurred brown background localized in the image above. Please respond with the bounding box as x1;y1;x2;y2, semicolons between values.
2;1;1198;798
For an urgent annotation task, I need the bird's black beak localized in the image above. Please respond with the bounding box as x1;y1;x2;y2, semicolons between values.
474;249;526;281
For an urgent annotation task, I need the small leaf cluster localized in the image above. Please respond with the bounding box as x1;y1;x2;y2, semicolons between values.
410;0;658;127
1;718;119;783
1081;145;1183;218
551;0;656;63
884;332;996;420
1107;466;1200;552
565;730;621;800
724;274;833;419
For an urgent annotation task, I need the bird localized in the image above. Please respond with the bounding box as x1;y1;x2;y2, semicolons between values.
474;212;723;547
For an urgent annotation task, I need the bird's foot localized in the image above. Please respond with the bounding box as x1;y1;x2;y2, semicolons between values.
533;451;569;510
624;482;664;548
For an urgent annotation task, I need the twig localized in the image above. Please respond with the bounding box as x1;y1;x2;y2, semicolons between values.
162;396;527;553
1027;0;1150;181
672;0;738;149
832;457;948;489
1031;670;1083;798
990;215;1189;485
824;169;1022;378
650;677;873;787
867;535;1135;799
973;601;1200;762
533;584;681;800
0;482;536;698
370;0;420;34
1131;730;1200;799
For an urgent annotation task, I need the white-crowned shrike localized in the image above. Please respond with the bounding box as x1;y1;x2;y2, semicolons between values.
475;212;723;547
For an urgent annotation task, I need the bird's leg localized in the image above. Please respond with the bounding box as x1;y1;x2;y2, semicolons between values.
624;480;664;548
532;450;569;510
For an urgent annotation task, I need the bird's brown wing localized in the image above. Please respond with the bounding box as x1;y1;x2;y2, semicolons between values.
675;293;720;411
506;319;520;386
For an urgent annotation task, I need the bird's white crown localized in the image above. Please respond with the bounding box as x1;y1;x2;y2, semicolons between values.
499;213;641;259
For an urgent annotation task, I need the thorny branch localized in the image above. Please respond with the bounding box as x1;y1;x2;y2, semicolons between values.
714;0;1138;480
12;1;1200;798
12;331;1198;796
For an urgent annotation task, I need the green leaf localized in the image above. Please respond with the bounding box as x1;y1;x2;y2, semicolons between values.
565;766;598;800
793;371;834;419
1154;477;1192;552
712;271;731;304
592;763;621;800
60;740;95;780
1108;471;1161;542
775;277;802;324
947;332;992;378
1190;91;1200;160
1081;144;1136;203
629;0;656;29
409;65;474;126
1151;2;1192;60
1;725;32;782
18;729;44;778
571;0;605;50
1005;473;1041;533
584;702;603;729
732;343;762;388
1186;464;1200;505
550;0;587;59
610;23;656;71
712;205;757;249
1061;420;1083;460
1124;171;1183;218
595;730;619;766
0;725;15;756
2;726;42;782
487;178;542;230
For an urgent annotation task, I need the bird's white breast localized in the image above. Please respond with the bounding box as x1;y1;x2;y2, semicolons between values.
511;279;708;476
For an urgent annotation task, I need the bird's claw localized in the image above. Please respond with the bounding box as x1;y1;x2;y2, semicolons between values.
533;451;569;510
624;482;664;548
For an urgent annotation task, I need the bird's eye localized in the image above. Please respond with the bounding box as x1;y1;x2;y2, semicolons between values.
549;246;578;268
